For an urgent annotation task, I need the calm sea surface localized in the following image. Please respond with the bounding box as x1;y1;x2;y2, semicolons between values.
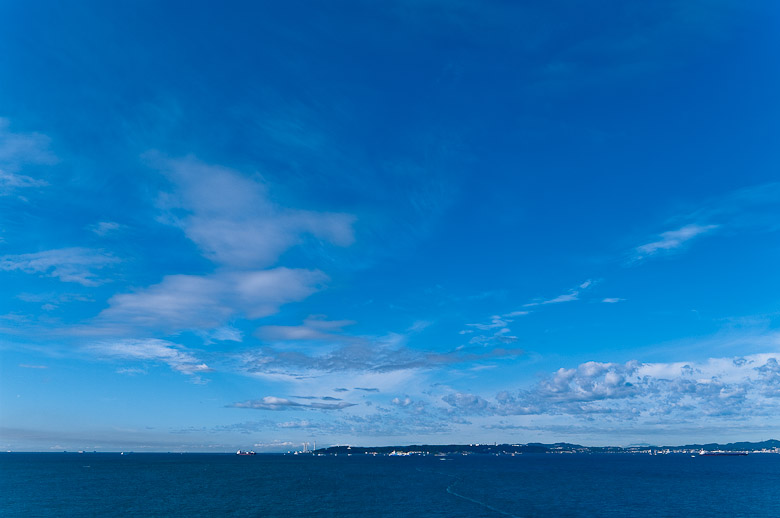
2;453;779;517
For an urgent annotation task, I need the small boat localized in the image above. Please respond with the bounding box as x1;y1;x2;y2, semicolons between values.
236;450;256;455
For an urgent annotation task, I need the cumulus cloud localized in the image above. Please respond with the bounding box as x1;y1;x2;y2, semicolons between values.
97;267;326;332
442;392;491;414
0;247;119;286
391;396;413;407
228;396;356;411
85;338;212;377
150;154;355;268
444;354;780;423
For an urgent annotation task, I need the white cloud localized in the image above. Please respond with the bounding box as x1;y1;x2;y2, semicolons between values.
98;267;326;332
391;396;413;407
447;353;780;423
86;338;211;376
541;292;579;304
0;170;48;194
524;279;593;306
442;392;490;414
504;310;530;317
149;154;355;268
0;118;56;196
229;396;356;411
240;341;523;377
0;247;119;286
465;310;531;345
88;221;122;236
0;118;57;166
466;315;508;330
602;297;625;303
208;326;244;342
634;223;719;259
257;315;356;342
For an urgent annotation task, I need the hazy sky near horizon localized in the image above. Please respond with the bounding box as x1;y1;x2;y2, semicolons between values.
1;0;780;451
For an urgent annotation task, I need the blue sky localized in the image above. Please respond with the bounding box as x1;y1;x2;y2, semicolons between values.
1;0;779;451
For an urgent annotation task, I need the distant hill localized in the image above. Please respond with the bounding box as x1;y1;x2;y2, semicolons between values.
663;439;780;452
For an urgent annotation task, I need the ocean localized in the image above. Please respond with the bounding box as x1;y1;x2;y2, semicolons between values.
2;453;779;517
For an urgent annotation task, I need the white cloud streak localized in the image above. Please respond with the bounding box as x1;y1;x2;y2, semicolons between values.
86;338;211;377
88;221;122;236
0;247;119;286
524;279;594;307
634;224;719;260
229;396;356;411
257;315;356;342
0;118;56;196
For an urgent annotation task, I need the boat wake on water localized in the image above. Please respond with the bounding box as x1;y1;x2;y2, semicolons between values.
416;467;523;518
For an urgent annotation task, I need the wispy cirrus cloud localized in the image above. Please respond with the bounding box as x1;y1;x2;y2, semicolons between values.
633;223;719;260
0;118;57;166
240;342;523;377
256;315;357;342
463;309;530;344
682;182;780;233
466;315;509;331
630;182;780;263
213;411;456;437
85;338;212;378
87;221;122;237
0;247;119;286
150;154;355;269
228;396;356;411
524;279;594;307
0;118;56;196
0;170;48;194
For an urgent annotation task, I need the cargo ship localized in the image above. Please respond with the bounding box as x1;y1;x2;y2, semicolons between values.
236;450;256;455
699;450;747;456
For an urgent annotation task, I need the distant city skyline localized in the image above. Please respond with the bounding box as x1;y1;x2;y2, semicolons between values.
1;1;779;451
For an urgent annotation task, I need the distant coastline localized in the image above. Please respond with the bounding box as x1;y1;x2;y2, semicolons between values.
4;439;779;455
311;439;780;456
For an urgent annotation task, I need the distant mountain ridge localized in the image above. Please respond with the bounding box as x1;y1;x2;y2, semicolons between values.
314;439;780;455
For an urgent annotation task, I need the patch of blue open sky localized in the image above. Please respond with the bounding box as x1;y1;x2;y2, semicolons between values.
1;0;779;451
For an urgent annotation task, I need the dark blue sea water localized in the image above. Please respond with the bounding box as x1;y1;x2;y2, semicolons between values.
2;453;779;517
